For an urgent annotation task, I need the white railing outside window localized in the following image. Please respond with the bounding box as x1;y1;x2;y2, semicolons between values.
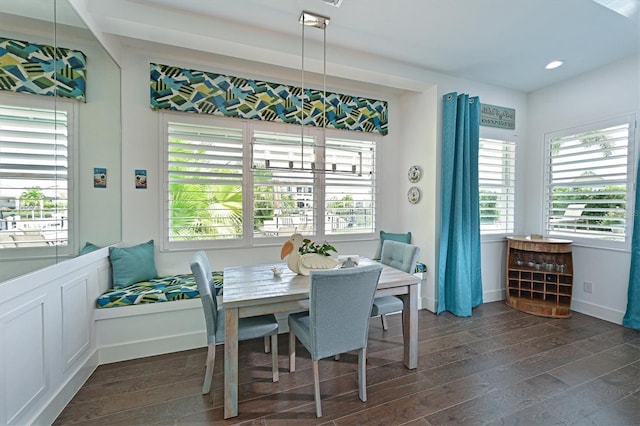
325;137;376;235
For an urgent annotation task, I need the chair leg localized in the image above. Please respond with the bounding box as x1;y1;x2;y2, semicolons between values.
358;347;367;402
270;334;279;382
202;343;216;394
380;314;389;331
288;330;296;372
264;335;271;353
312;360;322;417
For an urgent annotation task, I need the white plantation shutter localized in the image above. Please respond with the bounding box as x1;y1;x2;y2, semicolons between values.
479;137;515;234
252;130;317;238
0;103;69;248
166;121;244;243
325;137;375;235
162;113;378;248
544;116;635;243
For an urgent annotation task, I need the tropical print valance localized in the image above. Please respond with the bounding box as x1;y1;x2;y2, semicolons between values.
149;63;388;135
0;37;86;101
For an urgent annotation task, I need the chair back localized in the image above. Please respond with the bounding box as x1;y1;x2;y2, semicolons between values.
380;240;420;274
308;264;383;360
190;250;218;345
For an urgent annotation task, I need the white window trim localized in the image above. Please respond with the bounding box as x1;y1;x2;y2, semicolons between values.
542;113;637;251
159;111;379;252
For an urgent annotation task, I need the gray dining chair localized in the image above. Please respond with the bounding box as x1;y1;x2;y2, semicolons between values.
371;240;421;330
288;264;383;417
190;250;279;395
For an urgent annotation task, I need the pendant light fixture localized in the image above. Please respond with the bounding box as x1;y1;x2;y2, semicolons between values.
254;9;361;175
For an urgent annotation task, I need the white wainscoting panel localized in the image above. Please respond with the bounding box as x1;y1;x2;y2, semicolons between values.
1;295;47;425
0;247;109;425
61;275;91;371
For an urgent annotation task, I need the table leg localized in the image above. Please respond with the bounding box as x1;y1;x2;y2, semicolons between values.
403;284;418;369
224;307;239;418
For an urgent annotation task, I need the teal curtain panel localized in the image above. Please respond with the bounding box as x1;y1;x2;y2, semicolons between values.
437;92;483;317
0;37;86;101
149;63;388;135
622;155;640;330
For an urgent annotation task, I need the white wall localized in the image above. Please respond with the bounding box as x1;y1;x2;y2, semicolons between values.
117;37;528;312
526;55;640;323
118;39;400;275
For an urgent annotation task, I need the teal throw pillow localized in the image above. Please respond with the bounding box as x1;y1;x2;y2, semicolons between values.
373;231;412;260
80;242;101;255
109;240;158;289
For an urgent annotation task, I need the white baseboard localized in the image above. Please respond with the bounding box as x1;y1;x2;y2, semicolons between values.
420;289;505;315
421;296;437;313
33;350;99;425
98;330;206;364
483;289;505;303
570;298;625;325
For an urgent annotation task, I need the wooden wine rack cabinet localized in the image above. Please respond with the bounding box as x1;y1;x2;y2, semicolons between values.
506;236;573;318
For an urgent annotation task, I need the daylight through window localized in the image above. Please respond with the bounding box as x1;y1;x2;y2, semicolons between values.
544;116;635;244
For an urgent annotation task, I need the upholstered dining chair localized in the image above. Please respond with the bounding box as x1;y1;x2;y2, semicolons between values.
371;240;421;330
288;264;383;417
190;251;279;395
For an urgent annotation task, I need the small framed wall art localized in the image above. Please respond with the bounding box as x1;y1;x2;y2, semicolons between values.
94;167;107;188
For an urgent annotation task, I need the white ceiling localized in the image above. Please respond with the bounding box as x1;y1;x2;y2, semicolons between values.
84;0;640;93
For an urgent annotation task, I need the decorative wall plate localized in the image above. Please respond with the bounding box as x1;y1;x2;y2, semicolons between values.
408;165;422;183
407;186;421;204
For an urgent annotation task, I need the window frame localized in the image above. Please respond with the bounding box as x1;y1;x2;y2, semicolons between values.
542;114;637;250
0;92;77;260
159;111;379;252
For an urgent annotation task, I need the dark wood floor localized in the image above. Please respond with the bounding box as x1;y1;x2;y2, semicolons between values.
54;302;640;425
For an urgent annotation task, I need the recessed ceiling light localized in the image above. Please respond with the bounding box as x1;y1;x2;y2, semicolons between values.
322;0;343;7
545;60;565;70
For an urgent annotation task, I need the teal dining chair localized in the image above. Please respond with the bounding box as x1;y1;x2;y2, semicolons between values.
288;264;383;417
371;240;421;330
190;251;279;395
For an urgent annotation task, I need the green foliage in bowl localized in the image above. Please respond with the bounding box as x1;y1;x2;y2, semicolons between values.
299;239;337;256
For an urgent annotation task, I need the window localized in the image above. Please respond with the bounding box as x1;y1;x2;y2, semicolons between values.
479;137;516;234
324;137;376;235
164;121;243;247
161;113;377;250
251;130;317;238
544;115;636;245
0;98;72;254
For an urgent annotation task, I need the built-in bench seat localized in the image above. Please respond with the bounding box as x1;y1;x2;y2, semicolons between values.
94;263;427;363
96;272;223;308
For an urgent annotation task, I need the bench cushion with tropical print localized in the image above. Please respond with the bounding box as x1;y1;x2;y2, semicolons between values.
96;272;223;308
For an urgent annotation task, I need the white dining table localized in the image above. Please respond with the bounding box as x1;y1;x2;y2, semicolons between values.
221;257;420;419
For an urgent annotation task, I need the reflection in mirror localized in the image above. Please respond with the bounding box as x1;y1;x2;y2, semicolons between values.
0;0;121;282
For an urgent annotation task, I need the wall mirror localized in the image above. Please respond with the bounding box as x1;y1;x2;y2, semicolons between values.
0;0;122;282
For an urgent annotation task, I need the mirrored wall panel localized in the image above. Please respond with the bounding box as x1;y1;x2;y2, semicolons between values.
0;0;122;281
